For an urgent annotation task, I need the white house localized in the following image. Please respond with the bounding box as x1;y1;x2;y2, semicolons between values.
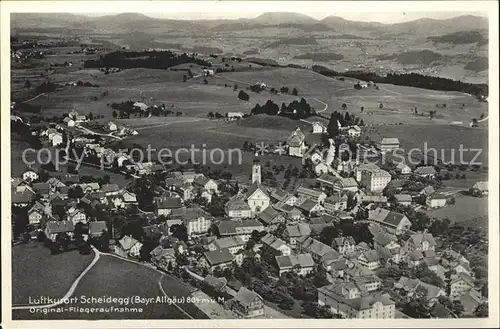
287;127;307;157
52;132;63;147
426;193;447;209
347;125;361;137
396;162;412;175
108;121;117;131
227;112;244;120
63;117;75;127
312;122;327;134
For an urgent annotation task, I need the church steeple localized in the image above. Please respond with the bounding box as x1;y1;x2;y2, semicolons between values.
252;158;261;185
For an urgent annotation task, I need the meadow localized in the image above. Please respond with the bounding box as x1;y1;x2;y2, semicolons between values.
12;242;94;306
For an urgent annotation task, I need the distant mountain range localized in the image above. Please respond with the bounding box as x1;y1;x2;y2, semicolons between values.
11;12;489;36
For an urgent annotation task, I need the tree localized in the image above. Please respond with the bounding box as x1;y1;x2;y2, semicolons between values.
342;103;347;110
112;110;118;119
319;226;339;246
203;78;208;84
170;223;188;242
474;302;488;317
183;75;187;82
379;103;384;109
313;266;330;288
207;112;214;120
451;300;464;317
234;84;238;91
88;112;94;120
238;90;250;101
25;80;32;89
292;88;298;96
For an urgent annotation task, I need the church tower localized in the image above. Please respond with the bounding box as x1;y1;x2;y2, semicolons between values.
252;159;261;185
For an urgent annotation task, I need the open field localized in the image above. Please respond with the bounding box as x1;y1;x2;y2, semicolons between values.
424;194;488;230
365;124;488;164
13;255;207;320
12;242;94;306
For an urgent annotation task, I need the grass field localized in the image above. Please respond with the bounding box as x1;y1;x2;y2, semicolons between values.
365;124;488;164
424;194;488;229
12;242;94;306
13;255;207;320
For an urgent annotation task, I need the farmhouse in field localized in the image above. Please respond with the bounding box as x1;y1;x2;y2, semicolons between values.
312;121;327;134
378;138;400;152
287;127;307;157
227;112;244;120
426;193;447;209
108;121;117;131
415;166;437;178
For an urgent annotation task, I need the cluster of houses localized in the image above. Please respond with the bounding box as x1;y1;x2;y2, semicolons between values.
12;166;138;242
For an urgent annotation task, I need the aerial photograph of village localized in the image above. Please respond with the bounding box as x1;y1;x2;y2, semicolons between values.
8;6;491;322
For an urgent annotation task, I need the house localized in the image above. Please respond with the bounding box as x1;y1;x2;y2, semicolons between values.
378;246;403;264
208;236;246;265
133;102;149;111
354;163;381;182
396;162;412;175
115;235;143;259
122;191;138;205
420;185;435;196
407;250;425;268
296;186;327;203
426;193;447;209
347;125;361;137
170;207;212;236
449;272;475;300
394;277;446;306
358;250;381;270
202;275;228;296
275;253;315;276
67;208;87;225
273;202;303;222
405;232;436;252
378;138;400;152
200;249;234;272
415;166;437;178
471;181;488;195
395;194;412;206
88;221;108;238
361;169;391;192
245;183;270;214
300;237;341;268
156;197;182;216
312;121;327;134
369;208;412;235
333;236;356;255
22;167;39;182
314;162;329;176
373;232;400;252
324;194;348;213
225;196;252;219
229;287;265;318
354;275;383;292
107;121;117;131
217;219;265;242
52;132;63;146
222;110;245;121
101;183;121;196
150;246;177;271
261;233;291;256
296;199;324;217
63;117;75;127
287;127;307;157
269;189;297;206
460;289;484;316
44;221;74;242
318;282;395;319
283;223;311;246
193;175;218;194
28;202;45;225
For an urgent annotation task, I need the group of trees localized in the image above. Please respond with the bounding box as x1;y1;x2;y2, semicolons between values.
312;65;488;98
326;110;365;137
84;51;212;70
318;219;373;247
250;98;313;120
